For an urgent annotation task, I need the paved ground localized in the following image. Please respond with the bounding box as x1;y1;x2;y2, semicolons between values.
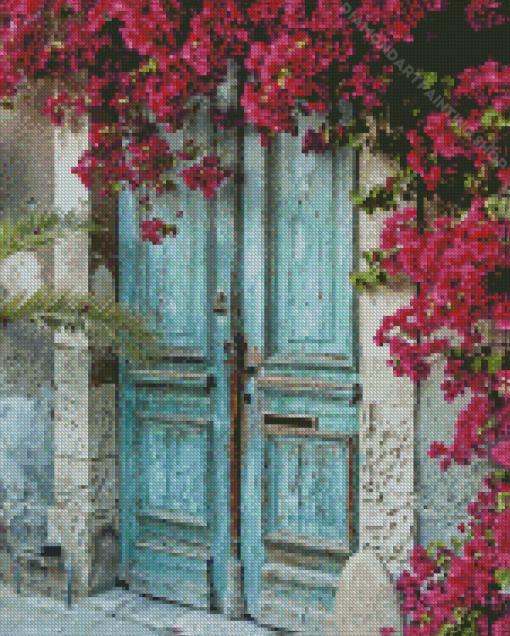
0;585;281;636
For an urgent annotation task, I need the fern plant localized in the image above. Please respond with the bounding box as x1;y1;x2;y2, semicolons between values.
0;206;163;365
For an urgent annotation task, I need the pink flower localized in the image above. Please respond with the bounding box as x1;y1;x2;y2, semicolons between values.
180;155;233;200
496;371;510;399
492;441;510;471
428;441;448;459
386;177;396;191
499;169;510;188
494;508;510;553
302;125;330;154
140;218;176;245
494;614;510;636
410;545;437;582
495;301;510;330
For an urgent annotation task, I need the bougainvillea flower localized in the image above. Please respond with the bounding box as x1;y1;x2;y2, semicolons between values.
492;441;510;471
494;301;510;330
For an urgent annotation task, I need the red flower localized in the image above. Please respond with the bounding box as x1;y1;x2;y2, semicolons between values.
494;508;510;554
140;218;176;245
492;441;510;471
494;301;510;330
385;177;396;191
180;155;233;200
494;615;510;636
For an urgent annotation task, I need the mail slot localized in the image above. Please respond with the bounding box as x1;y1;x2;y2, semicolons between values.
263;413;318;430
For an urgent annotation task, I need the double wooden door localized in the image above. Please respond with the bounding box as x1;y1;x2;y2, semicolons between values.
119;92;359;635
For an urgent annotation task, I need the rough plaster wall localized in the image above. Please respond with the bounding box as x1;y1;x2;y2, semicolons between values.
357;125;417;582
0;81;55;562
356;119;490;595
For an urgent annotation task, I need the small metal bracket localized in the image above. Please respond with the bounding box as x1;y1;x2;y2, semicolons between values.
64;560;72;608
350;383;362;406
213;290;228;315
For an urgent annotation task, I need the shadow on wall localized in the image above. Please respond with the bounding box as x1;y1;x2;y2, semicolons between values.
417;358;490;549
90;526;120;594
0;320;54;559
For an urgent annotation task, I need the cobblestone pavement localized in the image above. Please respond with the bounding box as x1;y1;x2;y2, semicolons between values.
0;585;280;636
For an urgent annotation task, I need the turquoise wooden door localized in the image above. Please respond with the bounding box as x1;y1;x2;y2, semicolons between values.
119;90;359;635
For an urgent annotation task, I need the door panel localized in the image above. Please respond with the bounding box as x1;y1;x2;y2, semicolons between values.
265;108;356;368
119;97;224;609
120;81;359;635
241;104;359;635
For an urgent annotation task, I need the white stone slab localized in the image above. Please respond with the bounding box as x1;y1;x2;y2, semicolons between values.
332;549;403;636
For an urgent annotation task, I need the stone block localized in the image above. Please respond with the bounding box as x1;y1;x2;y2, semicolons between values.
89;385;116;459
332;549;403;636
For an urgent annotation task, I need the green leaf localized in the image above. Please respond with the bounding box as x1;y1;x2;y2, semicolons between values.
349;262;390;293
497;491;510;512
488;353;503;374
481;107;510;128
362;250;374;264
451;120;465;136
441;76;455;88
453;608;464;624
471;356;482;372
495;567;510;589
426;540;446;559
0;207;89;261
416;71;437;89
494;469;508;483
0;284;162;365
138;57;159;74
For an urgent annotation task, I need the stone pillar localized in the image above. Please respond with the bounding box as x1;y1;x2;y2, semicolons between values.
53;113;92;599
333;121;416;634
356;124;418;580
52;114;119;598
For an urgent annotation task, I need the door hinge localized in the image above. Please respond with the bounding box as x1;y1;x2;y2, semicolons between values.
350;383;362;406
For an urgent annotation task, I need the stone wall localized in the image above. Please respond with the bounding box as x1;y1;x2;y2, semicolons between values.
0;80;120;599
0;81;55;586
